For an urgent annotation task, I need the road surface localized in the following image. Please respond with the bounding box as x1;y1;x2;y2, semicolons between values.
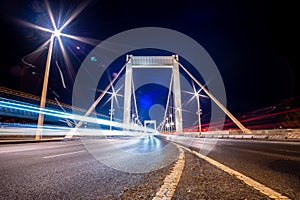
0;135;299;199
165;136;300;199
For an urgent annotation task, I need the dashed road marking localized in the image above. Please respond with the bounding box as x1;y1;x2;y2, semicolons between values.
153;144;185;200
43;150;85;159
179;145;290;200
0;148;37;154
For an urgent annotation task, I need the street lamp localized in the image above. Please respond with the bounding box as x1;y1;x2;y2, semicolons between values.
165;123;170;132
53;29;61;37
165;117;169;132
36;33;58;140
169;114;173;131
106;85;123;131
97;85;123;131
34;4;68;140
194;92;202;134
109;92;116;131
184;81;208;135
21;1;92;140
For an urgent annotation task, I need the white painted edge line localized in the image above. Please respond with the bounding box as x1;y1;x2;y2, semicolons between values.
153;144;185;200
43;150;85;159
179;145;290;200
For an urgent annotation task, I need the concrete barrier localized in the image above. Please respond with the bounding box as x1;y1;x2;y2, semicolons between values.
194;129;300;140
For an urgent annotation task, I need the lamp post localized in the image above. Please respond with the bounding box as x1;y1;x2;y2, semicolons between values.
165;117;169;132
36;33;56;140
195;92;202;134
165;123;170;133
109;93;115;131
26;1;89;140
169;114;173;131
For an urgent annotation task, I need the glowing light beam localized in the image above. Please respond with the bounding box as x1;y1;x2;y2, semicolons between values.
0;99;157;135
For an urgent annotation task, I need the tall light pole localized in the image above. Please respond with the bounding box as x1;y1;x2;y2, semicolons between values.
99;85;122;132
109;93;115;131
22;1;91;140
195;92;202;134
36;33;57;140
169;114;174;131
165;117;170;132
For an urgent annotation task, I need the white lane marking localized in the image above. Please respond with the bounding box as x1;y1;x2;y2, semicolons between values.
153;144;185;200
0;148;37;154
43;150;85;159
42;143;83;150
179;145;290;200
0;143;83;154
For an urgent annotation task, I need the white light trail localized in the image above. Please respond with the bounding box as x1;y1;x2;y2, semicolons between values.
0;99;157;135
51;90;60;98
55;61;66;88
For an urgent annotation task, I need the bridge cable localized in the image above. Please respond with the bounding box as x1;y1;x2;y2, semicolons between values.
177;61;251;134
65;58;131;138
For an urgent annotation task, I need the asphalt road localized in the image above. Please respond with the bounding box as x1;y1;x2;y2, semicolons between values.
0;136;178;199
166;136;300;199
1;135;300;199
206;139;300;199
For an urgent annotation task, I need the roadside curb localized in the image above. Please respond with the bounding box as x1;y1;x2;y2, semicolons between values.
198;133;300;142
170;129;300;142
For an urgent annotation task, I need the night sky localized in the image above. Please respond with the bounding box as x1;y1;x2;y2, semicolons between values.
0;0;298;118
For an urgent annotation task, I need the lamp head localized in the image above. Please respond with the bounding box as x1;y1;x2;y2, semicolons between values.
53;29;61;37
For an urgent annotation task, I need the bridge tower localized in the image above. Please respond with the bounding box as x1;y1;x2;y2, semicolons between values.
123;55;183;132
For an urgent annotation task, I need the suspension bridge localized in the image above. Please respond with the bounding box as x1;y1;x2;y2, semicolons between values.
1;56;300;200
64;54;250;139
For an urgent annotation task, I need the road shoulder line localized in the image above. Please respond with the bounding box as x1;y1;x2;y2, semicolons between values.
179;145;290;200
153;144;185;200
43;150;85;159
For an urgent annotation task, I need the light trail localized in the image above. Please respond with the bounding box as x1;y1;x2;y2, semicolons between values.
0;87;112;123
0;98;157;135
182;106;300;132
55;61;67;88
0;86;75;111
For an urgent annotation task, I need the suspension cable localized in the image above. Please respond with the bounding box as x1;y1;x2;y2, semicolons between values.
65;58;131;138
177;61;251;134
